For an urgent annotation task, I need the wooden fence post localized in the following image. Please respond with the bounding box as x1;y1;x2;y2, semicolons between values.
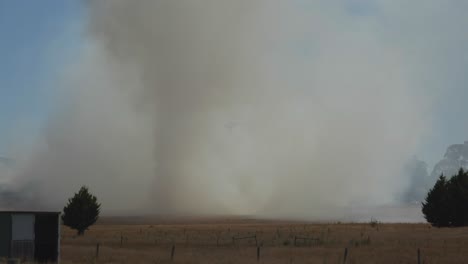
171;245;176;261
343;247;348;264
257;246;260;262
418;248;421;264
95;243;100;259
216;232;221;247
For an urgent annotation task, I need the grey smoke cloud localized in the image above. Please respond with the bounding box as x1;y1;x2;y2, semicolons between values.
7;0;466;219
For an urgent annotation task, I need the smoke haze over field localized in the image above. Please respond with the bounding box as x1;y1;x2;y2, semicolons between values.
4;1;468;220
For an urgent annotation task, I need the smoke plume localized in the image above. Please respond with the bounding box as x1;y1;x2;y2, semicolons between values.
8;0;459;219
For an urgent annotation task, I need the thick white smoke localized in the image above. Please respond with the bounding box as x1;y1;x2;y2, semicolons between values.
10;0;458;219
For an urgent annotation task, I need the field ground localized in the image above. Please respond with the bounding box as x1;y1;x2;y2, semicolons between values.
60;217;468;264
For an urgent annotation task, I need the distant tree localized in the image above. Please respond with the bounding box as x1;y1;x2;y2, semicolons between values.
402;157;429;203
422;169;468;227
62;186;101;235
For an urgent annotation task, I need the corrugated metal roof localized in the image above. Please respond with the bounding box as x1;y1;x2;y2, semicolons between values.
0;211;60;214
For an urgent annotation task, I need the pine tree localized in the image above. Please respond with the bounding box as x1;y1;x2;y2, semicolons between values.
62;186;101;235
422;169;468;227
422;175;450;227
446;169;468;226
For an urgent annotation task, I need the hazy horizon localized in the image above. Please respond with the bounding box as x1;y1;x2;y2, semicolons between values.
1;1;468;221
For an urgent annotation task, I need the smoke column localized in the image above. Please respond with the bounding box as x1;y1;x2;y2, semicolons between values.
9;0;440;219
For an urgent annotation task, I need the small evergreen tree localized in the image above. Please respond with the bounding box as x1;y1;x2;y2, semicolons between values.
422;169;468;227
62;186;101;235
446;169;468;226
422;175;450;227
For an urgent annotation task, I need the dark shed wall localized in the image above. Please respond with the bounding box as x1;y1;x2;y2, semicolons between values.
0;214;11;258
34;213;59;262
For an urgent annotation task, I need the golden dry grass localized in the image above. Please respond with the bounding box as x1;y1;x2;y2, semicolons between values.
60;217;468;264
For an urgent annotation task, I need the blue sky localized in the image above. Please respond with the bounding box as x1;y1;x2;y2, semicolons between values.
0;0;84;153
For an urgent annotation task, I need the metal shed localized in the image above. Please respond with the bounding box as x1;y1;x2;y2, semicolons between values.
0;211;60;262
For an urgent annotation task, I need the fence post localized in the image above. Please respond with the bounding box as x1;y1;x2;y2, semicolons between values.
417;248;421;264
171;245;175;261
343;247;348;264
120;234;123;247
95;243;100;259
216;232;220;247
257;246;260;262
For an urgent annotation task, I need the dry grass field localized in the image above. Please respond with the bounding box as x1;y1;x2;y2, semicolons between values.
60;217;468;264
